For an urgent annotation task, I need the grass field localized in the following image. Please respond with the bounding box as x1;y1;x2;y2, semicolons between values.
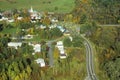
0;0;75;13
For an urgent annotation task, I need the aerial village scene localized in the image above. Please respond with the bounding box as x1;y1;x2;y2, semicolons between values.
0;0;120;80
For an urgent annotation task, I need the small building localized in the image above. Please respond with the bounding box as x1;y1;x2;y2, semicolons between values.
29;6;42;21
33;44;41;53
56;41;67;59
7;19;14;23
51;18;58;23
64;30;70;36
22;34;33;39
8;42;22;49
49;24;56;29
56;26;66;33
57;46;64;51
28;42;41;55
39;25;46;29
35;58;45;67
56;41;63;46
59;49;65;54
0;17;8;21
17;17;23;20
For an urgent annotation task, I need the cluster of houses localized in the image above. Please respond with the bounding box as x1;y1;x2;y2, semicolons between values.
0;7;70;36
8;42;41;53
0;11;22;22
7;40;67;67
56;41;67;59
7;42;45;67
3;7;69;67
0;6;57;23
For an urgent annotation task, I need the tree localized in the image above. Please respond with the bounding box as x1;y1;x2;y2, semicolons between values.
20;43;33;55
79;13;87;24
14;75;20;80
72;36;83;47
63;37;72;47
42;17;51;26
0;24;3;31
50;27;63;39
0;15;2;19
19;61;24;71
26;65;32;76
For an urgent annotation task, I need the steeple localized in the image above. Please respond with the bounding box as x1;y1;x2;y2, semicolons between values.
30;6;33;13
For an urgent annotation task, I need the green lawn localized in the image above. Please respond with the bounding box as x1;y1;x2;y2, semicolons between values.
1;27;20;34
0;0;75;13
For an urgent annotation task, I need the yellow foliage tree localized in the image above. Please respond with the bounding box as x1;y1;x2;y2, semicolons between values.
42;17;51;26
14;75;20;80
53;48;59;59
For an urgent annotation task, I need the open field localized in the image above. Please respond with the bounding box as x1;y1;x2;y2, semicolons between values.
0;0;75;13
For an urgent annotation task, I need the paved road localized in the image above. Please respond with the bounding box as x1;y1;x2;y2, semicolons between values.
47;36;65;67
47;41;54;67
81;35;98;80
98;24;120;27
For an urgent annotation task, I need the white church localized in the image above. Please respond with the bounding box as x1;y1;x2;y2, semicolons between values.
29;7;41;21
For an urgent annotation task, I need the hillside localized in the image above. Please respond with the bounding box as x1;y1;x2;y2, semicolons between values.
72;0;120;24
0;0;75;13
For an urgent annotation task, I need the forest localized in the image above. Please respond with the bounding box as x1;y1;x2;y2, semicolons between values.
65;0;120;79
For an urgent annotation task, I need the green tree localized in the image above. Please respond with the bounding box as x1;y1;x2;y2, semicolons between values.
50;27;63;39
63;37;72;47
72;36;83;47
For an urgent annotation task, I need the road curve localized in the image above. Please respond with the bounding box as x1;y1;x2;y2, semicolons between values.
82;35;98;80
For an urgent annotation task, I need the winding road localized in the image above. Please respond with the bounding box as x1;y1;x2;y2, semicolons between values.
82;35;98;80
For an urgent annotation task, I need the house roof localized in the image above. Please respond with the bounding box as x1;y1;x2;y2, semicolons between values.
56;26;66;33
57;41;63;46
17;17;23;20
35;58;45;67
33;44;41;53
60;50;65;54
8;42;22;49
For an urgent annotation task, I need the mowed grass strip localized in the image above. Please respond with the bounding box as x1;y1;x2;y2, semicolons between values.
0;0;75;13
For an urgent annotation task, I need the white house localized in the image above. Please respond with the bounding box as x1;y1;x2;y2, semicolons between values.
7;19;14;23
51;18;58;23
56;41;63;46
0;17;8;21
8;42;22;49
56;41;67;59
17;17;23;20
33;44;41;53
39;25;46;29
28;42;41;55
59;49;65;54
35;58;45;67
49;24;56;29
57;46;64;51
22;34;33;39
